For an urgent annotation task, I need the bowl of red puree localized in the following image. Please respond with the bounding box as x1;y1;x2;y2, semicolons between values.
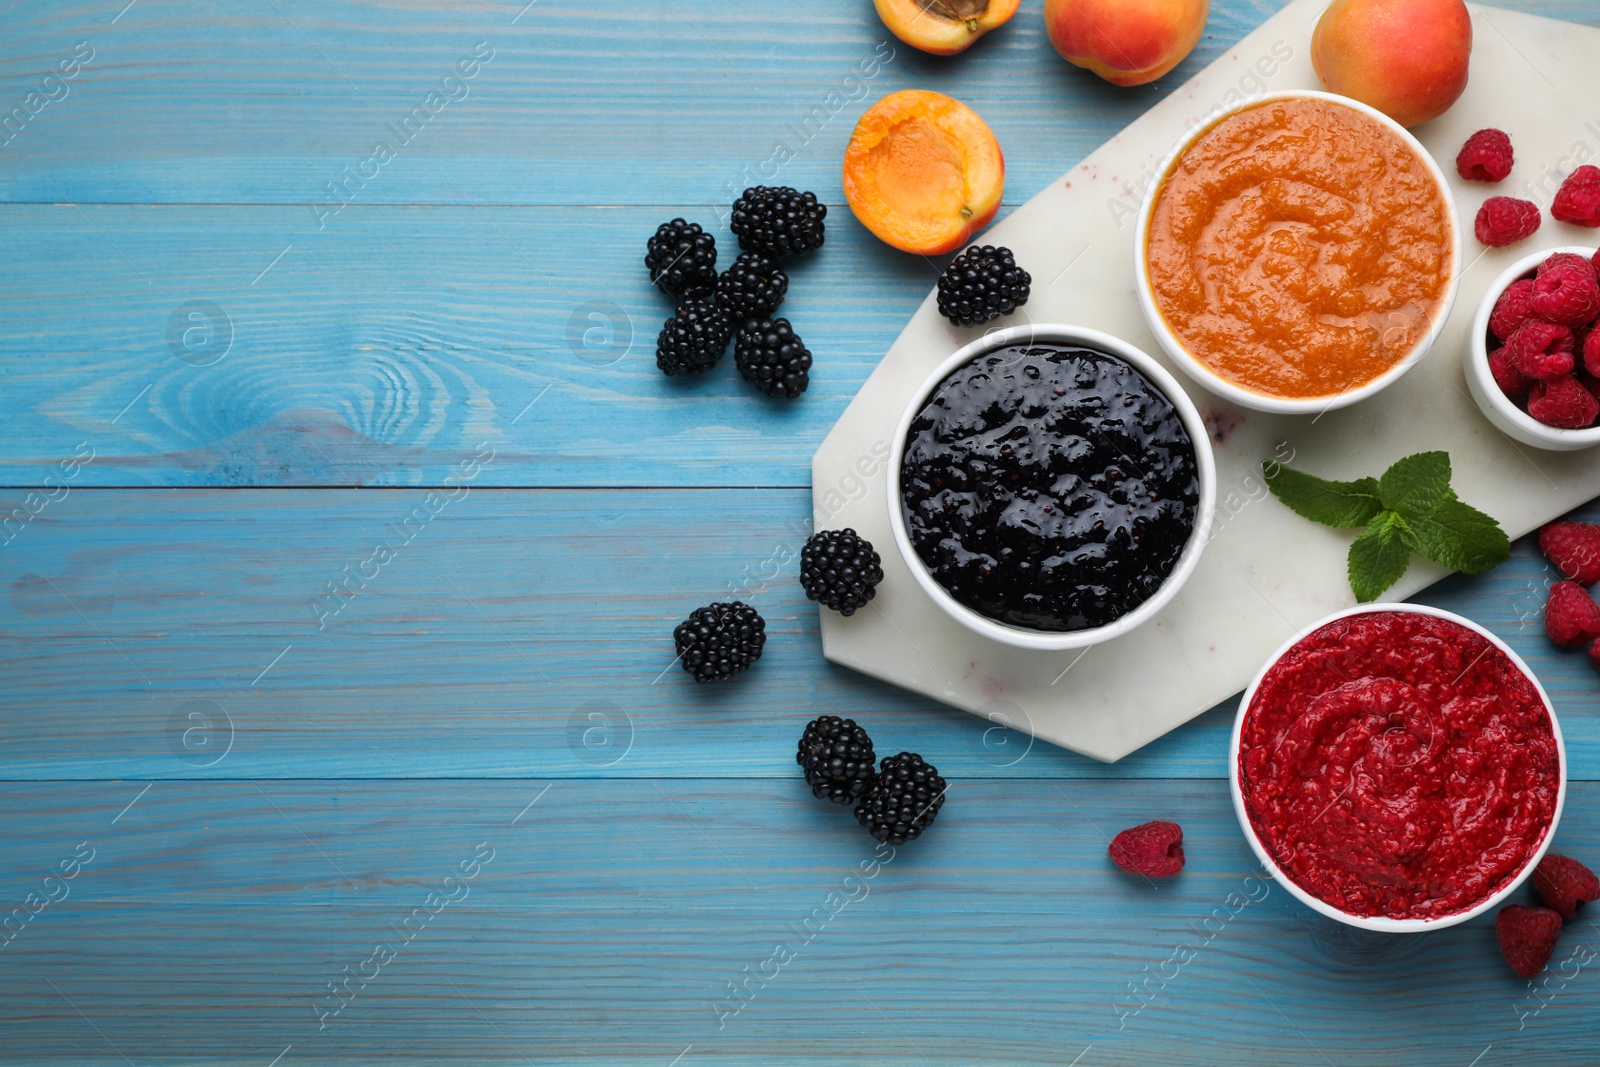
1231;605;1565;931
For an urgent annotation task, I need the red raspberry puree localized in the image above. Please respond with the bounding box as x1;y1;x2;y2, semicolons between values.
1239;611;1560;920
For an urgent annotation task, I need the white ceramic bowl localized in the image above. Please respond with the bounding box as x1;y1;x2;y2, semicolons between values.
885;323;1216;652
1466;244;1600;451
1134;89;1462;415
1229;603;1567;933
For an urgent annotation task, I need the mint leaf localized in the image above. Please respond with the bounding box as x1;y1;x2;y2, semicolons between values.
1405;496;1511;574
1263;463;1384;529
1263;447;1510;602
1377;451;1453;521
1348;512;1411;602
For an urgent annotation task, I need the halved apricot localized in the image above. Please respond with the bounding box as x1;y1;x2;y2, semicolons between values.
874;0;1022;56
843;90;1005;257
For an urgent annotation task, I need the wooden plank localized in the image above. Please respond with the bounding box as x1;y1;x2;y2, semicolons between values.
4;201;1599;492
0;2;1589;208
0;779;1592;1065
2;487;1596;780
0;0;1326;209
0;203;936;487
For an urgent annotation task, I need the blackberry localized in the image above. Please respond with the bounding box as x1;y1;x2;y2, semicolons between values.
735;318;812;398
715;252;789;321
655;300;733;376
646;218;719;299
796;715;877;805
855;753;946;844
936;245;1031;327
730;186;827;260
673;602;766;683
800;529;884;616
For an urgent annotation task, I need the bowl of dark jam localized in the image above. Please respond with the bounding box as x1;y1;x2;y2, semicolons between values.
888;324;1216;651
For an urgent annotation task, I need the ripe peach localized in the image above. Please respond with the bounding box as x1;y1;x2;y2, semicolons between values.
875;0;1021;56
1043;0;1209;87
843;90;1005;256
1311;0;1472;128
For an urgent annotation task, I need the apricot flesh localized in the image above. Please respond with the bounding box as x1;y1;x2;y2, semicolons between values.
1311;0;1472;128
1044;0;1209;87
843;90;1005;256
875;0;1021;56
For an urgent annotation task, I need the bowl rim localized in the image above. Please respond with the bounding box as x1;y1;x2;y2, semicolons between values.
1228;602;1568;933
1467;243;1600;447
1133;88;1463;415
884;322;1217;652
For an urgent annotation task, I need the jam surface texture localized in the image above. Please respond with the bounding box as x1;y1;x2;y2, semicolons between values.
1146;97;1453;400
1240;611;1561;920
899;343;1199;632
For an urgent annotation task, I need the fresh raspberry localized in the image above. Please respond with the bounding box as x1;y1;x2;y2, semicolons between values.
1496;905;1563;978
1538;252;1594;278
1531;854;1600;921
1505;320;1574;380
1456;129;1514;182
1531;254;1600;326
1529;374;1599;429
1489;277;1538;341
1591;636;1600;675
1108;820;1184;878
1474;197;1541;247
1552;165;1600;227
1580;326;1600;377
1488;344;1532;398
1539;521;1600;585
1545;580;1600;646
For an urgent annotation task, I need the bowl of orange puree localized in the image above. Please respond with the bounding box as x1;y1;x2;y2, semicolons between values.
1135;91;1460;414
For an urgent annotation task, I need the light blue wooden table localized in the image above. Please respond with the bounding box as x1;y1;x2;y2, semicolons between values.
2;1;1598;1063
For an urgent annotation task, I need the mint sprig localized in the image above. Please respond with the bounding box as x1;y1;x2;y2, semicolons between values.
1263;451;1509;602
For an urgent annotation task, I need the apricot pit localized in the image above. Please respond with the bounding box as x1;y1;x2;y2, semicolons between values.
874;0;1021;55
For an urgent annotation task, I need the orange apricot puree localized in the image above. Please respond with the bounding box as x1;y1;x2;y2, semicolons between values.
1146;97;1453;400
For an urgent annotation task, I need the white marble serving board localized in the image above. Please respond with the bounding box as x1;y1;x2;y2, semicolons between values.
811;0;1600;762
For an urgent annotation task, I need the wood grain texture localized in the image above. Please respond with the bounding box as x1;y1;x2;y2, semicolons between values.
0;779;1594;1065
0;0;1302;208
0;204;936;487
1;487;1596;781
0;1;1589;208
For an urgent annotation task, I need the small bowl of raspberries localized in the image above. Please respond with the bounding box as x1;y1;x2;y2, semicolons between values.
1468;245;1600;451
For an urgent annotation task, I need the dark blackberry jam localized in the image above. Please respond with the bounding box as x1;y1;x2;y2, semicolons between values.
899;343;1199;633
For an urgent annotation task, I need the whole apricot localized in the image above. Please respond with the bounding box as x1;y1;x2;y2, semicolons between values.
1311;0;1472;128
1044;0;1209;87
875;0;1021;56
843;90;1005;257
